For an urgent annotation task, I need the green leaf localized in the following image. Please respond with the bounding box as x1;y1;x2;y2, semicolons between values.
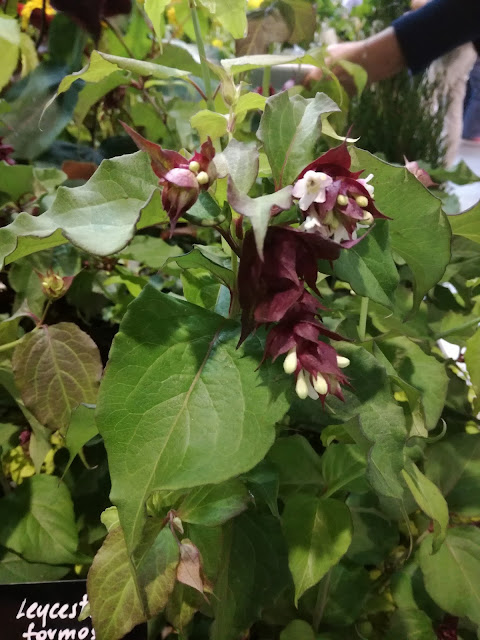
198;0;247;38
350;148;451;310
0;163;34;202
0;549;69;584
466;329;480;412
280;620;316;640
63;404;99;475
167;245;234;289
57;50;189;96
190;109;228;141
183;191;227;227
449;200;480;245
267;435;323;492
282;494;353;603
12;323;103;431
319;563;371;626
88;524;179;640
210;513;291;640
321;444;367;498
177;480;250;527
346;495;399;565
228;180;292;257
96;287;289;553
425;434;480;517
144;0;169;41
120;236;181;270
220;53;302;75
402;461;448;551
427;159;479;185
154;43;203;76
258;91;340;188
332;221;399;308
0;16;20;92
419;526;480;627
385;609;436;640
325;344;408;500
213;138;259;194
0;152;160;268
245;461;280;517
74;70;127;126
0;475;80;565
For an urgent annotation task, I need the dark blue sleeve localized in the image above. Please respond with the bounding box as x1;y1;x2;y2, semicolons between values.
393;0;480;74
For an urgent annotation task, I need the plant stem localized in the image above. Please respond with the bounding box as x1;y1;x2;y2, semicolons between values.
104;17;135;58
262;65;271;98
0;335;28;354
358;296;369;341
313;570;332;632
189;0;215;111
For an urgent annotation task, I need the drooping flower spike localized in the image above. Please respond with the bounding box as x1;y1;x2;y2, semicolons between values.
238;227;350;401
292;142;388;245
121;122;219;232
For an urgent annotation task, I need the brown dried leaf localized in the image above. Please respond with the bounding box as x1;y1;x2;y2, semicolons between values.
12;322;103;431
176;540;212;600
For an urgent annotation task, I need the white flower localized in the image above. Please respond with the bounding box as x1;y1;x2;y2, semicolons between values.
357;173;375;197
293;170;333;211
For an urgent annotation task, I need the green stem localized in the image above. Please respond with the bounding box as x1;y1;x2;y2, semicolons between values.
358;296;369;342
189;0;215;111
435;316;480;340
262;65;271;98
0;335;29;354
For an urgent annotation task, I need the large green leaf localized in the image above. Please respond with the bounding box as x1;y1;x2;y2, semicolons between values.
57;50;189;96
466;329;480;412
0;475;81;565
280;620;316;640
321;444;367;498
332;221;399;308
144;0;169;41
96;286;289;553
325;344;408;500
199;0;247;38
419;527;480;627
385;609;436;640
12;323;103;432
449;199;480;245
63;404;99;475
402;461;448;551
210;513;291;640
167;245;234;289
267;435;323;493
282;494;352;603
177;480;250;527
0;549;69;584
88;524;179;640
0;152;160;268
258;91;340;188
318;562;371;627
425;434;480;517
0;16;20;92
350;148;451;310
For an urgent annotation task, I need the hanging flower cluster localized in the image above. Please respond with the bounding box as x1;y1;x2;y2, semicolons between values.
238;142;387;402
292;143;387;244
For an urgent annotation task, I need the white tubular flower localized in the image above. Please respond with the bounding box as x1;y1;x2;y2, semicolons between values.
337;356;350;369
313;372;328;395
293;170;333;211
358;173;375;197
295;370;309;400
303;215;323;232
283;348;298;374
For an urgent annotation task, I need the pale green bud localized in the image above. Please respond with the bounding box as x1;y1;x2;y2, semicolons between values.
283;349;297;374
356;195;369;208
337;194;349;206
197;171;209;185
362;211;374;225
189;160;200;173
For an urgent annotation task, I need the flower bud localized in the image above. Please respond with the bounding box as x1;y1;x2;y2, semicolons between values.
189;160;200;173
38;270;74;300
337;194;349;206
362;211;374;225
172;516;184;534
283;349;297;374
313;373;328;395
336;355;350;368
196;171;209;185
356;195;369;208
295;371;309;400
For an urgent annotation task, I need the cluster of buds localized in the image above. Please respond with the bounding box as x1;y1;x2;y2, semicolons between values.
292;143;386;244
121;122;219;232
